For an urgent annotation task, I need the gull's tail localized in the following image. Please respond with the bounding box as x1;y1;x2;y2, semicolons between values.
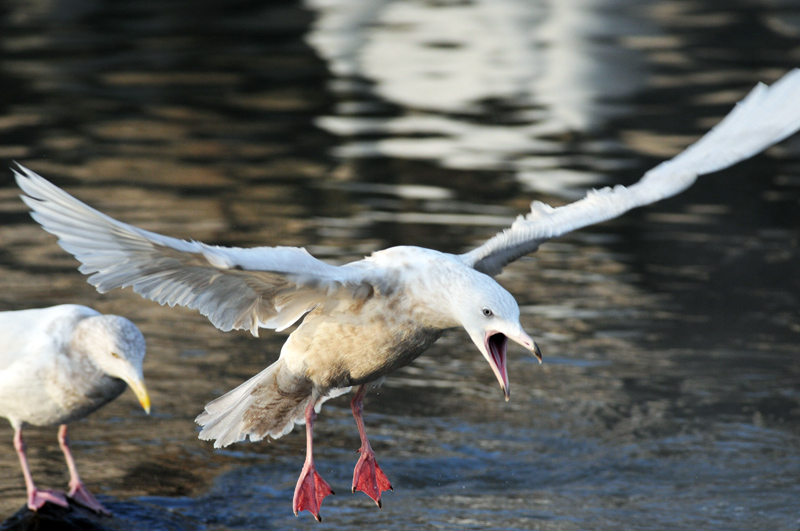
196;358;314;448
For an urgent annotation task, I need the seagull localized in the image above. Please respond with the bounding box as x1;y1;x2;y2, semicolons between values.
0;304;150;515
12;69;800;521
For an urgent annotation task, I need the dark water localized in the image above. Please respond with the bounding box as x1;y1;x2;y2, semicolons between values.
1;0;799;529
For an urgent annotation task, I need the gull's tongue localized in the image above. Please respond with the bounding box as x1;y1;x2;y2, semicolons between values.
487;333;510;400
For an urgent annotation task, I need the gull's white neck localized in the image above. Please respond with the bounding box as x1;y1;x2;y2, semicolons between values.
364;246;491;330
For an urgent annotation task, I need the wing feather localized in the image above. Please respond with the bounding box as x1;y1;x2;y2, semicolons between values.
14;165;374;336
461;69;800;276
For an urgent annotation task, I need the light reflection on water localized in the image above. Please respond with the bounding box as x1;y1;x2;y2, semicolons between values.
1;0;800;530
306;0;651;199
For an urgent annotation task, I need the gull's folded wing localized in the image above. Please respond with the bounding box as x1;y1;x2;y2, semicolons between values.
14;165;374;336
461;69;800;276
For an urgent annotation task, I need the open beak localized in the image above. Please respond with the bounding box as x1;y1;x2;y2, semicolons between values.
483;328;543;401
122;373;151;414
484;332;510;400
511;328;542;364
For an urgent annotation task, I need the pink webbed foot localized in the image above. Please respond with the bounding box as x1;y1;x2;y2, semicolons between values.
293;463;334;522
352;445;393;507
68;481;111;515
350;384;393;507
27;488;70;512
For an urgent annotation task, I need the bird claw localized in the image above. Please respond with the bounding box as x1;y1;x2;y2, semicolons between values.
68;482;112;515
27;488;70;512
293;464;334;522
352;446;392;507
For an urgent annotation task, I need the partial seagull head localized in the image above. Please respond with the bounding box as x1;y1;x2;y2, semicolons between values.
449;268;542;401
74;314;150;414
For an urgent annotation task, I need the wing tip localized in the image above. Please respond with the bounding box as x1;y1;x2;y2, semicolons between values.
459;69;800;274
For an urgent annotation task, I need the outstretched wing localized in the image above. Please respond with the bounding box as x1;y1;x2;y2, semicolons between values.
14;165;376;336
461;69;800;276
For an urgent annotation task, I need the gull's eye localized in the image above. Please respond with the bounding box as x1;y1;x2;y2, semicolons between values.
110;351;122;359
482;308;493;317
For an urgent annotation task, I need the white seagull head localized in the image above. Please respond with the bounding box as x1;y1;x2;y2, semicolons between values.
450;270;542;401
73;314;151;414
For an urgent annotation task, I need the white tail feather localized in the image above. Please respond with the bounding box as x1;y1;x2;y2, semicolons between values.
196;359;311;448
195;359;352;448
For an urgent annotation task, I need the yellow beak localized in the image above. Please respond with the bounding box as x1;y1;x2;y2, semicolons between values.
125;376;151;415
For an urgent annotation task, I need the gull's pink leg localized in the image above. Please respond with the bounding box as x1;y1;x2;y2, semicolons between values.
57;425;111;515
12;426;70;511
293;398;334;522
351;385;392;507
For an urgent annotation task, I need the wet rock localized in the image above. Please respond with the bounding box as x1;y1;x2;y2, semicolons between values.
0;503;115;531
0;500;200;531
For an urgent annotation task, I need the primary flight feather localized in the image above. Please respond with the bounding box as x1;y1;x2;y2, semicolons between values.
13;68;800;521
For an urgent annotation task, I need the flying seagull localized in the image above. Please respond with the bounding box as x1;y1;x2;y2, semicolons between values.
0;305;150;515
13;68;800;521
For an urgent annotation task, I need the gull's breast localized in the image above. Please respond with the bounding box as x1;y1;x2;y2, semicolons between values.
282;290;443;391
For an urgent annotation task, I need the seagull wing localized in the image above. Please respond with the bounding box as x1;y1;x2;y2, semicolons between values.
14;166;376;336
461;69;800;276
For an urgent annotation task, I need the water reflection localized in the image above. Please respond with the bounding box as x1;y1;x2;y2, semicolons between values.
0;0;799;530
306;0;653;198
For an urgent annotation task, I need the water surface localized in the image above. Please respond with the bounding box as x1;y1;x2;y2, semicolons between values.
0;1;799;530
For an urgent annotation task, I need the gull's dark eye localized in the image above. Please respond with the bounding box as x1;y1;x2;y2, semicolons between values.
482;308;493;317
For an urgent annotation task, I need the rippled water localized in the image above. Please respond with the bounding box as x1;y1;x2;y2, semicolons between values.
1;0;799;530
